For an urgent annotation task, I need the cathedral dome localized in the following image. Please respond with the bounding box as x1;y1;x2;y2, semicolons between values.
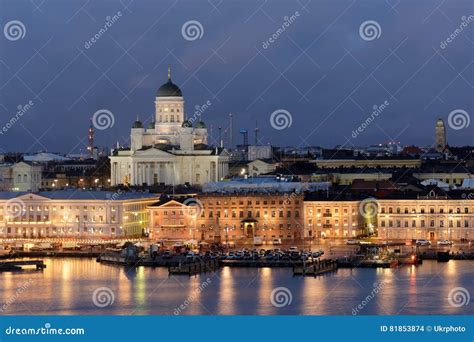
157;67;182;97
132;115;143;129
182;119;193;128
195;121;206;128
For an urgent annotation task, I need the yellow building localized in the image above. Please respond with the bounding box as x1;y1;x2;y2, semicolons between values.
303;199;363;239
377;191;474;241
0;191;158;239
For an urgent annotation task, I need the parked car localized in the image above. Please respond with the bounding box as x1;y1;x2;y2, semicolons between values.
288;246;298;252
162;251;173;259
272;238;282;245
416;239;431;246
437;240;453;246
186;252;197;261
346;239;360;245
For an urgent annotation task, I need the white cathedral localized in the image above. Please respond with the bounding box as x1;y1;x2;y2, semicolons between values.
109;69;229;186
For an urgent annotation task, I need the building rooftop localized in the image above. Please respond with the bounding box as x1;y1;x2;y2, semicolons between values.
0;190;158;201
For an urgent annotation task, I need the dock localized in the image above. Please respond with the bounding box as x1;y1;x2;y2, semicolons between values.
0;260;46;272
169;259;219;275
293;259;337;276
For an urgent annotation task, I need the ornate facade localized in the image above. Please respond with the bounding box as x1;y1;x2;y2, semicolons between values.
110;69;229;186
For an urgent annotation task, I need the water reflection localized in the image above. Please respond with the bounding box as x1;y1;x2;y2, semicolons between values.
0;258;472;316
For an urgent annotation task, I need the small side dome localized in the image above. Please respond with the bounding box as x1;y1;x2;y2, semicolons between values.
147;122;155;129
182;120;193;128
132;120;143;129
195;121;206;129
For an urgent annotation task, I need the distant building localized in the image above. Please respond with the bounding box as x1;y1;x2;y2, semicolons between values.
12;162;42;192
435;118;447;152
247;159;277;176
247;145;273;161
312;158;421;169
202;176;330;193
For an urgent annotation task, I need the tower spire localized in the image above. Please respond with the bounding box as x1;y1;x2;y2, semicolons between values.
88;118;94;157
168;66;171;80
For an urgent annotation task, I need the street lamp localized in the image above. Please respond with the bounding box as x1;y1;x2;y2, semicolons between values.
225;224;229;252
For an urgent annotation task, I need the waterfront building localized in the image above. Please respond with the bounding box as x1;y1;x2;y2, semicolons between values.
0;191;158;239
148;188;474;244
303;196;364;239
109;69;229;187
376;191;474;241
149;192;305;244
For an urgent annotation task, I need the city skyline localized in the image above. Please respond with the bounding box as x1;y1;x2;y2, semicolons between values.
0;0;472;155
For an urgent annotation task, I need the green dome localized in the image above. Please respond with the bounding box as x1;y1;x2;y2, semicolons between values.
196;121;206;128
132;120;143;129
147;122;155;129
182;120;193;128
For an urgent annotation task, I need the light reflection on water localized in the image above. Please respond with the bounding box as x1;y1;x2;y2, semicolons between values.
0;258;472;315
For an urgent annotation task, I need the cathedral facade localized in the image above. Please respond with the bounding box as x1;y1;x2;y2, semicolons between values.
109;70;229;186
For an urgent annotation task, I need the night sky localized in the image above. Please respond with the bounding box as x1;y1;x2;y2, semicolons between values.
0;0;472;155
